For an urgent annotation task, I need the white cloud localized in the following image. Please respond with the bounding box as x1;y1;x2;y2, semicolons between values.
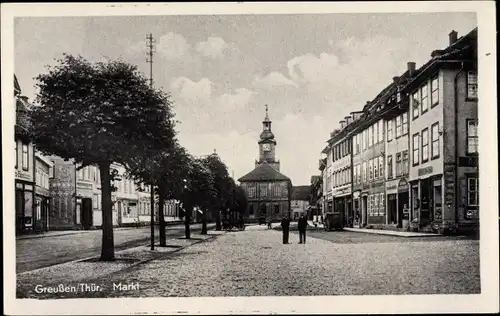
157;32;192;60
170;77;213;105
217;88;254;111
195;36;239;59
287;53;340;85
254;72;297;89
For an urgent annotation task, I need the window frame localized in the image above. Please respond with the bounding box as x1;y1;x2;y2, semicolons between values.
431;75;439;107
467;177;479;206
402;113;408;136
420;83;429;114
396;153;402;177
387;119;393;142
374;157;379;179
431;122;440;160
379;155;384;179
402;150;409;175
466;71;478;100
395;115;402;139
22;143;29;171
421;128;429;163
466;119;478;155
15;141;18;169
387;155;393;179
412;133;420;166
412;90;420;120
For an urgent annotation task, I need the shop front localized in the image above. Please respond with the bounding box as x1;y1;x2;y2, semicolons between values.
409;164;444;232
117;198;139;226
35;186;51;232
333;186;352;227
386;178;410;227
364;180;385;226
15;181;35;234
352;191;362;227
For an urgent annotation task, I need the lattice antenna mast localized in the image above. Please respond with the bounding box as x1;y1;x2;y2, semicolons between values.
146;33;156;88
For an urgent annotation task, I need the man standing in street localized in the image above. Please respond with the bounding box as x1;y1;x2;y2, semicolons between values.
281;215;290;244
298;213;307;244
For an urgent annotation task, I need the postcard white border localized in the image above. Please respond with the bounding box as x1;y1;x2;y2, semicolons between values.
2;1;498;315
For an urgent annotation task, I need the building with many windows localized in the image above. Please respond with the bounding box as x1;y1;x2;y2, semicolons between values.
317;27;478;234
406;29;478;233
351;100;387;227
239;107;292;223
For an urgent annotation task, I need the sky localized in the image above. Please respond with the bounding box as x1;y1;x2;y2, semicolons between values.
14;13;477;185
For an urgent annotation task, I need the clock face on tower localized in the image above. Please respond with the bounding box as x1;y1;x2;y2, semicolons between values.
263;143;271;151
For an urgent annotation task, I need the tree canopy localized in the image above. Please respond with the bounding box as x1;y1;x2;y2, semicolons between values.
30;54;176;167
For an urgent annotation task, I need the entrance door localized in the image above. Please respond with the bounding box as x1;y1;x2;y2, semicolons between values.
388;194;397;225
361;196;368;226
81;198;93;230
397;192;408;227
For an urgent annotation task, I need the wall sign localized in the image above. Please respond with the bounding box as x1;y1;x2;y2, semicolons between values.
418;166;433;176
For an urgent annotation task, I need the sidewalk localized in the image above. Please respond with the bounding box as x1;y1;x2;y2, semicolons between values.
17;230;226;298
16;220;184;240
344;227;442;237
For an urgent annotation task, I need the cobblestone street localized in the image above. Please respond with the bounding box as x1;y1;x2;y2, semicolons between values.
18;225;480;298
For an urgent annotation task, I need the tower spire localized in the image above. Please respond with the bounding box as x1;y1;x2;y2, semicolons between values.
264;104;270;121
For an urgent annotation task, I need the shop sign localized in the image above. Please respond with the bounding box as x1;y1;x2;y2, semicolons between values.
77;182;93;190
397;178;409;193
418;166;433;176
15;170;32;181
458;156;478;167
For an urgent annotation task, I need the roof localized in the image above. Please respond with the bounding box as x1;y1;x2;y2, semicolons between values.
14;75;21;96
238;162;290;182
291;185;310;201
310;175;321;184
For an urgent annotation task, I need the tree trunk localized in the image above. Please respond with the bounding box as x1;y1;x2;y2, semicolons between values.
158;183;166;246
99;162;115;261
215;208;222;231
201;211;207;234
150;184;155;250
184;204;191;239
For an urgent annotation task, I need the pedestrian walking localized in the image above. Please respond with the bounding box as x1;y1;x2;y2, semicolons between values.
297;213;307;244
281;216;290;244
267;217;272;229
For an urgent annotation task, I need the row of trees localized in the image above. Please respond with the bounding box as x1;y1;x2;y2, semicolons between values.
29;54;247;261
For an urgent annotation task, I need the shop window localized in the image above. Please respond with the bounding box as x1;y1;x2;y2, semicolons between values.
379;193;385;216
421;128;429;163
374;194;379;216
467;177;479;206
431;122;440;159
466;71;478;99
466;120;478;155
431;76;439;107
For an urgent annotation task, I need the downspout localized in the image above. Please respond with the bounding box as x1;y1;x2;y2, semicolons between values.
454;62;465;232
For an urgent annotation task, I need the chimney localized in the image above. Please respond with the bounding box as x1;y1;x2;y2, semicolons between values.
449;30;458;46
431;49;445;58
339;120;346;129
407;62;416;76
393;76;399;83
350;111;364;121
345;116;352;125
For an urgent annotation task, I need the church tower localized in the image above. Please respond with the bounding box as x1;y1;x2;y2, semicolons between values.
255;105;280;171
